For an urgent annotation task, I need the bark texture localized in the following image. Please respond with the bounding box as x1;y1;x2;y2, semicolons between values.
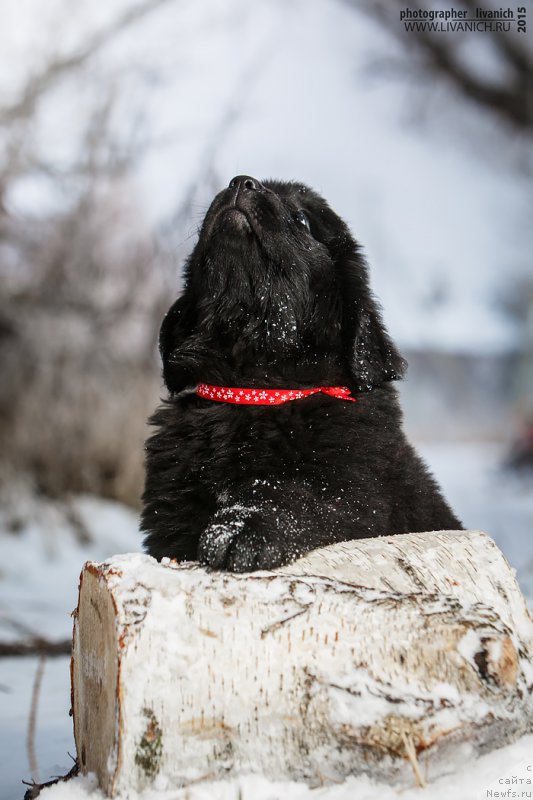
71;530;533;795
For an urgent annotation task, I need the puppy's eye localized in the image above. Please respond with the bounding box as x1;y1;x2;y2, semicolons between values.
294;209;311;232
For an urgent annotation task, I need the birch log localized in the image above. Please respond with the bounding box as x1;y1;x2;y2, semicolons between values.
71;530;533;795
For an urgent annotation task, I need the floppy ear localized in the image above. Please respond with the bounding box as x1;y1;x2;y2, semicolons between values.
336;243;407;390
158;295;197;393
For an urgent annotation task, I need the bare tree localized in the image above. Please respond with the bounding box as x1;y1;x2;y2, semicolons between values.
343;0;533;464
343;0;532;131
0;0;276;508
0;2;177;507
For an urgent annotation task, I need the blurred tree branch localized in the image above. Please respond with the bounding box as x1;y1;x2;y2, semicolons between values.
0;0;173;214
0;1;177;505
0;0;174;126
343;0;532;130
0;0;278;506
0;639;71;657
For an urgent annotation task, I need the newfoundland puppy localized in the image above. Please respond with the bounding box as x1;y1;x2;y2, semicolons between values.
141;176;462;571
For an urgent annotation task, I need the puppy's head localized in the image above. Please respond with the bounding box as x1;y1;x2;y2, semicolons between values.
161;176;406;392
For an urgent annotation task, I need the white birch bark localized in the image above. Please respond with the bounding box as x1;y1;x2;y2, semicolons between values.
71;530;533;796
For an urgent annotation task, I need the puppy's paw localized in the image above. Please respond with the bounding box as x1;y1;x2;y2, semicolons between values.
198;505;299;572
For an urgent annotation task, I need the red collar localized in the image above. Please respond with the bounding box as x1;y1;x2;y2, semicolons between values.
196;383;356;405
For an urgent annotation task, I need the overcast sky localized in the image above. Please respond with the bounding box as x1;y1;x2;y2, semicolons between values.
2;0;531;353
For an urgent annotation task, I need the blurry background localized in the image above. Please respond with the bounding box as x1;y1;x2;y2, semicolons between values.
0;1;531;797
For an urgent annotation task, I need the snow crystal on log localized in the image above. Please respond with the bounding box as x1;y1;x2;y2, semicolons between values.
71;530;533;796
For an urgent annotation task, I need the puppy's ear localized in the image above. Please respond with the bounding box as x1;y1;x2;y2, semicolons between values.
336;241;407;390
158;295;196;393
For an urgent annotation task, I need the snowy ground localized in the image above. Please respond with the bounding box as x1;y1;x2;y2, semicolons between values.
0;441;532;800
27;733;533;800
0;497;140;800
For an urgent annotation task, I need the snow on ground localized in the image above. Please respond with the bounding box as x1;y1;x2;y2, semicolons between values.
0;657;74;800
32;733;533;799
419;441;533;600
10;727;528;800
0;494;141;800
1;442;532;799
0;492;140;646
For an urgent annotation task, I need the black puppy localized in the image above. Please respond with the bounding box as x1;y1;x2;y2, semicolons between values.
141;176;462;571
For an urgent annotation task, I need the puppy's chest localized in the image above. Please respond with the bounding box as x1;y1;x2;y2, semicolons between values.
180;401;372;487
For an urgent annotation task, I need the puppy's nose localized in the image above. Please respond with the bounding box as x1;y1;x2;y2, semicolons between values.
228;175;262;191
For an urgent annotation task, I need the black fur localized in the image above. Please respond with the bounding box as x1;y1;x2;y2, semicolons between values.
142;176;462;571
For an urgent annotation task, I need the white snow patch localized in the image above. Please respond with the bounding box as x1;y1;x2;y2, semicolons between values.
35;734;533;799
457;628;483;664
0;491;140;644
